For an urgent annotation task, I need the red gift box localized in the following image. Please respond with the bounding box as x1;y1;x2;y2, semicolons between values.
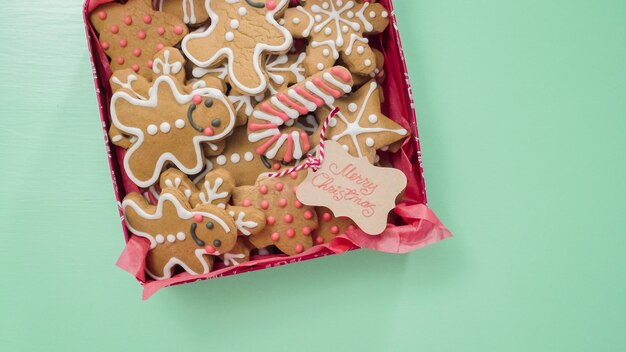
83;0;451;299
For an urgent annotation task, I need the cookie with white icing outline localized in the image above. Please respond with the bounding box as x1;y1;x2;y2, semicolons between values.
182;0;293;95
90;0;188;78
283;0;389;75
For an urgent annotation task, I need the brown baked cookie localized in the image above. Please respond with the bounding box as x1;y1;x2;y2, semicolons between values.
232;172;318;255
90;0;188;78
283;0;389;75
313;207;357;245
181;0;293;95
156;0;210;26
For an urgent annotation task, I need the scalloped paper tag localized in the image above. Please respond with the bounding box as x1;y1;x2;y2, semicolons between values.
296;140;407;235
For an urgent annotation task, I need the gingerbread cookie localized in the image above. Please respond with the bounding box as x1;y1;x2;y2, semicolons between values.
110;48;237;187
90;0;188;77
247;66;354;163
182;0;293;95
316;80;408;163
220;238;253;267
283;0;389;75
123;189;239;279
232;172;318;255
157;0;210;26
313;207;357;245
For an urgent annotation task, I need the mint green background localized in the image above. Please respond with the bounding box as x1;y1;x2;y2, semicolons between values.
1;0;625;351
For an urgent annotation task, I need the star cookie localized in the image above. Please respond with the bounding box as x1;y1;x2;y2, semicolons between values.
182;0;293;95
283;0;390;75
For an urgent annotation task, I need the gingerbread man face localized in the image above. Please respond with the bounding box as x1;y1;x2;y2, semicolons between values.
182;0;293;95
283;0;390;75
110;50;237;187
123;189;238;280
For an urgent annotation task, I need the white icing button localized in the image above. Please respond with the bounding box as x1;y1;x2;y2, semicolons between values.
218;203;226;209
368;114;378;123
315;15;322;22
323;49;330;57
382;11;389;18
184;189;192;198
231;153;241;163
342;144;350;151
364;59;372;66
347;11;354;18
399;129;408;135
244;152;254;161
348;103;358;112
357;46;365;54
279;18;285;25
111;135;122;142
322;2;329;9
155;234;165;243
147;124;158;135
342;25;349;33
317;63;324;70
230;19;239;29
167;234;176;243
324;27;332;35
176;232;186;241
336;0;343;6
225;32;234;41
366;137;375;147
175;119;185;129
238;7;247;16
328;117;337;127
369;11;376;18
165;179;173;188
216;155;227;165
293;18;301;25
160;122;171;133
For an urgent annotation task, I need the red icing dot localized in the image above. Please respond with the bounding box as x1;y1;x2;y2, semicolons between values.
203;128;214;136
147;60;154;69
266;0;277;11
137;31;147;40
315;237;324;244
286;229;295;238
143;15;152;24
302;226;312;236
192;95;203;105
261;200;269;210
157;26;165;36
304;210;313;220
273;163;281;170
259;185;268;194
156;43;165;51
322;212;332;222
289;171;298;179
275;182;284;192
97;11;107;20
242;199;251;207
284;214;293;223
347;225;356;231
266;216;276;225
101;41;110;50
123;16;132;25
116;57;125;65
194;214;203;222
132;48;142;57
131;64;140;72
173;25;184;35
294;200;303;209
295;244;304;253
271;232;280;241
205;245;216;254
278;198;287;208
330;226;340;234
118;39;128;48
110;25;119;34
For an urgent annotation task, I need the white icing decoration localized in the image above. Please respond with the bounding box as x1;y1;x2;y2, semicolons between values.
230;153;240;163
348;103;358;112
244;152;254;161
366;137;375;147
181;0;294;95
110;76;235;187
111;75;147;100
364;59;372;66
216;155;227;165
369;11;376;18
198;177;228;204
158;0;198;24
228;210;258;236
328;117;337;127
265;53;306;93
112;135;123;142
368;114;378;123
153;49;183;76
147;124;158;135
317;63;325;70
323;49;330;57
223;252;246;266
167;234;176;243
357;46;365;54
238;7;247;16
192;64;228;79
293;17;301;24
342;144;349;151
176;232;186;241
160;122;171;133
382;11;388;18
175;119;185;128
225;32;234;41
230;19;239;29
156;234;165;243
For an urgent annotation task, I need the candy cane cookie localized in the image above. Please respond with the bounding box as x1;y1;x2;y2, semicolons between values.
247;66;353;162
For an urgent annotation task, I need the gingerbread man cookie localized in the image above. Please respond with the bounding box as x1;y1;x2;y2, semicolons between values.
316;80;408;163
247;66;354;163
123;189;239;280
283;0;389;75
232;172;318;255
90;0;188;78
182;0;293;95
157;0;210;26
110;48;237;187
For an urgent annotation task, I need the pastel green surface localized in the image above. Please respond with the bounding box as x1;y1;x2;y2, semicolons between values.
1;0;625;351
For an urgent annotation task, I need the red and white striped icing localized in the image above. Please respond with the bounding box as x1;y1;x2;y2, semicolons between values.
248;66;352;162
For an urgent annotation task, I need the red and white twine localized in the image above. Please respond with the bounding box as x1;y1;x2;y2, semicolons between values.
268;107;340;178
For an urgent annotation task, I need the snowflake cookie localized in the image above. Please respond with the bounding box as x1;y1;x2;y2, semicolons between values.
182;0;293;95
283;0;390;75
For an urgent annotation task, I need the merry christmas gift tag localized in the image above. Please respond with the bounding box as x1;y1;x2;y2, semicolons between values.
296;140;407;235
